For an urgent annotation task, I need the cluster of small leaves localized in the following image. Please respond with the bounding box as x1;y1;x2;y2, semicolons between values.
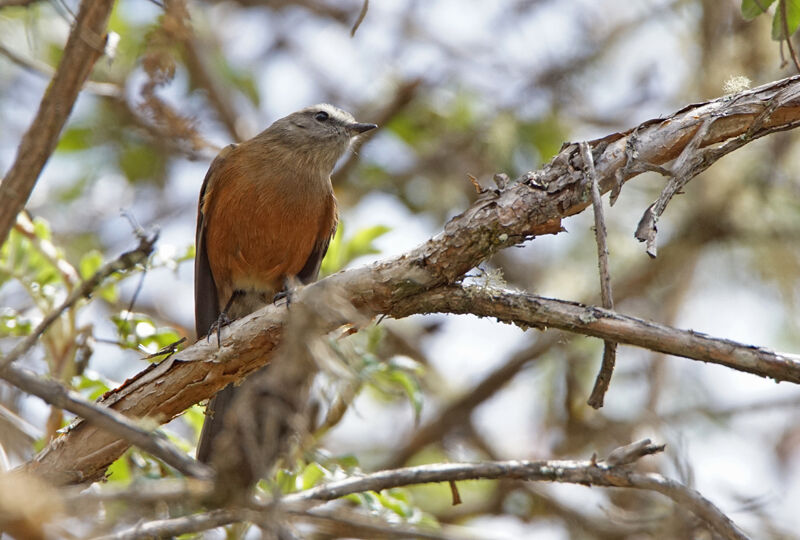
742;0;800;40
269;456;439;530
0;214;194;415
329;325;425;425
0;309;32;338
1;218;68;303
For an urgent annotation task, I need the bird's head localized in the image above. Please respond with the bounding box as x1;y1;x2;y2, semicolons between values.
264;104;377;173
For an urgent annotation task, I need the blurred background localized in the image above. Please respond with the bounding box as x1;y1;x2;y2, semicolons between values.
1;0;800;538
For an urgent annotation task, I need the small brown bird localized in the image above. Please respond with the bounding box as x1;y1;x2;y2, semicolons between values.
194;104;377;463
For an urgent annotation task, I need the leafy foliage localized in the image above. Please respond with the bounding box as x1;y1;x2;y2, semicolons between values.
741;0;800;39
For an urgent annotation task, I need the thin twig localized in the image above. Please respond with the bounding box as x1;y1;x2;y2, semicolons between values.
580;142;618;409
90;508;252;540
286;440;664;503
63;478;212;508
181;35;244;142
634;118;713;257
350;0;369;36
383;333;563;469
1;231;159;369
293;506;466;540
781;0;800;73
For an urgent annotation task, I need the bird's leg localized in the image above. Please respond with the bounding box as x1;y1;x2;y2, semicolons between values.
208;290;244;346
272;277;299;307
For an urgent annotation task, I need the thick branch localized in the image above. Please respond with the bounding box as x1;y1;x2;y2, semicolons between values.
392;285;800;384
0;0;115;245
21;75;800;486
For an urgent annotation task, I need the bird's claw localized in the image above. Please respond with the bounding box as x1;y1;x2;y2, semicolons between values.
273;288;293;307
207;312;232;347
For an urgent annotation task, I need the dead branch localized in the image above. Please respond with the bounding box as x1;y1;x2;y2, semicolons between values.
580;141;618;408
279;440;747;540
391;285;800;384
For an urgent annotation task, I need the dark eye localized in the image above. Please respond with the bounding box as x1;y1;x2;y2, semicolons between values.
314;111;329;122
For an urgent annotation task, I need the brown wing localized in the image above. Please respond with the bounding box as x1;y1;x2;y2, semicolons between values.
194;146;236;339
296;197;338;284
195;146;238;463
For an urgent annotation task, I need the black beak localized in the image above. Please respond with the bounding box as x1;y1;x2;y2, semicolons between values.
348;122;378;134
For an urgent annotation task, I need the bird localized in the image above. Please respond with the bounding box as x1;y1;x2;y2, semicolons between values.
194;104;377;463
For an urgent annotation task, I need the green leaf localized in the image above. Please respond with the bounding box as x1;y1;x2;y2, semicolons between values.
184;404;206;438
118;142;166;183
107;454;132;483
80;247;137;304
79;250;103;280
344;224;391;261
332;453;360;470
320;223;345;276
98;283;120;303
320;222;391;276
0;311;32;337
300;462;327;490
772;0;800;39
275;469;298;494
742;0;777;19
377;490;413;517
76;373;111;401
31;217;52;241
386;369;424;424
1;221;63;289
56;126;94;153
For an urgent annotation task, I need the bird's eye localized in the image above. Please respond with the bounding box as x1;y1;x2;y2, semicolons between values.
314;111;329;122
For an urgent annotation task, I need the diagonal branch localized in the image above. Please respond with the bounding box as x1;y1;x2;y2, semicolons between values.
0;361;212;480
0;0;116;246
20;75;800;486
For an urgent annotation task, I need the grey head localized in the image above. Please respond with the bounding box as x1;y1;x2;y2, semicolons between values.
260;104;377;173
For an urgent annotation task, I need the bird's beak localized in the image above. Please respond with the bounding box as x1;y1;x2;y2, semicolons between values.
348;122;378;134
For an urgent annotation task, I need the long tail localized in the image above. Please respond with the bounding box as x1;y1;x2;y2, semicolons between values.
196;385;237;462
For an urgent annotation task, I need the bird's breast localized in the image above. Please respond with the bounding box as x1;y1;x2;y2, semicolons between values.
203;164;335;308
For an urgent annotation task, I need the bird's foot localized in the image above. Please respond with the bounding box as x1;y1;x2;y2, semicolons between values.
207;312;232;347
273;288;294;307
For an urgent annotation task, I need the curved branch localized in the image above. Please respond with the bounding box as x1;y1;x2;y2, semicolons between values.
0;0;115;245
21;75;800;486
279;440;747;540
